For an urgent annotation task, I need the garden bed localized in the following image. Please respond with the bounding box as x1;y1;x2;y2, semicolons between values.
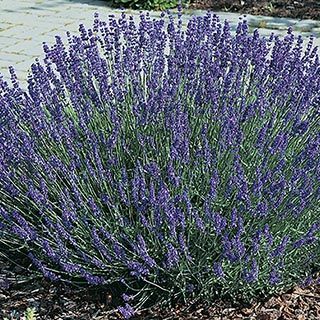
1;257;320;319
189;0;320;20
0;8;319;320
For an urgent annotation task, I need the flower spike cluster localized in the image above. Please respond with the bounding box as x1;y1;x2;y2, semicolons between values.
0;10;319;316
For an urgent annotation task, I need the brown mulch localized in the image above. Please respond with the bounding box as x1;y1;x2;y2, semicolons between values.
1;257;320;319
189;0;320;20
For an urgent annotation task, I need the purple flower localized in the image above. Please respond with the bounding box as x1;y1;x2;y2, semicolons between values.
213;262;225;278
88;196;102;217
127;261;150;278
293;223;320;249
61;262;81;274
145;162;161;179
178;231;191;259
269;267;281;285
270;236;290;258
192;209;205;231
42;239;57;261
208;170;219;199
80;269;105;285
243;259;259;283
292;120;309;135
167;160;180;187
11;211;37;241
91;227;112;261
230;208;238;228
122;293;133;302
165;242;179;269
252;168;263;198
28;253;60;281
256;201;268;217
263;224;273;246
118;303;135;319
132;234;156;268
251;229;263;253
206;207;227;235
269;132;288;155
157;182;170;208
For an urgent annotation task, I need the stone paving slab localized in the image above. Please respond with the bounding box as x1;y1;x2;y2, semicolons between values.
0;0;319;88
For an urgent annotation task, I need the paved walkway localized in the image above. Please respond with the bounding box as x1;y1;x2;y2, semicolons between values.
0;0;319;86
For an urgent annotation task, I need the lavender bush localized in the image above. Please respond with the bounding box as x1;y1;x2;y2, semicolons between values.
0;10;319;316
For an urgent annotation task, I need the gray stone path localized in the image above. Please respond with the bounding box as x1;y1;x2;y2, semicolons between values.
0;0;319;87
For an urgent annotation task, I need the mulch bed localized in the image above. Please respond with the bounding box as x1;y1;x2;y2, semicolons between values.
189;0;320;20
2;257;320;319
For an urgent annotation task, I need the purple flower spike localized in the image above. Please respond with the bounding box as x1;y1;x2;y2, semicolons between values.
118;303;135;319
243;259;259;283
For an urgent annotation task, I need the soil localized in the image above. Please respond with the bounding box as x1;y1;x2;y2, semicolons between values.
189;0;320;20
2;256;320;319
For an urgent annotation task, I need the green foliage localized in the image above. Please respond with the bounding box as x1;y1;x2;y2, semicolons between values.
3;307;37;320
25;308;37;320
113;0;183;10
